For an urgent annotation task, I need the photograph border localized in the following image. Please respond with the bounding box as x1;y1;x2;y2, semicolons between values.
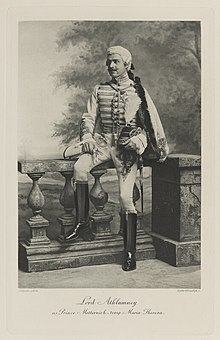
2;1;218;339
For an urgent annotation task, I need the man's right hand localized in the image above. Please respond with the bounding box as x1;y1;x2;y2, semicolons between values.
82;139;96;154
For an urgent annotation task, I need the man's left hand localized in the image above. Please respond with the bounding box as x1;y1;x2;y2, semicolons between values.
124;135;148;155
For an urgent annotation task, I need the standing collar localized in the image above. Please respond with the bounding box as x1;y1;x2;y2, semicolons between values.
110;73;134;89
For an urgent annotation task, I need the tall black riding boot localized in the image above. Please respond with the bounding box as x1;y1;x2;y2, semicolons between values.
122;213;137;272
65;182;95;242
118;210;126;237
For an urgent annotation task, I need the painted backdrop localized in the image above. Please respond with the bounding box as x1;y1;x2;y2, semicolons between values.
18;21;201;159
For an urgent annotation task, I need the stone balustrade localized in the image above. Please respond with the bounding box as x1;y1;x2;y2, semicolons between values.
18;159;155;272
18;154;201;272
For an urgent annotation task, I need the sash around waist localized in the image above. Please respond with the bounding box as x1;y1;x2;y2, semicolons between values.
101;122;137;133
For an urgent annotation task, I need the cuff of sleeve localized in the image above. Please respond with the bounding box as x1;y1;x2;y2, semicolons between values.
130;134;148;155
136;133;148;155
137;133;147;147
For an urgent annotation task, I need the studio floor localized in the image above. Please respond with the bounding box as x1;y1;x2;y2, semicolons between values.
18;259;201;289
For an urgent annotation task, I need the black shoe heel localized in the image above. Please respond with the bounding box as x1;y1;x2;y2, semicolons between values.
122;252;136;271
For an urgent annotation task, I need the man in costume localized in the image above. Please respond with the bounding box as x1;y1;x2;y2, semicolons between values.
64;46;169;271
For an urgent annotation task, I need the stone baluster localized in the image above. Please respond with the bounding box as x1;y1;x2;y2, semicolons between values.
89;168;113;236
57;171;76;242
26;173;50;246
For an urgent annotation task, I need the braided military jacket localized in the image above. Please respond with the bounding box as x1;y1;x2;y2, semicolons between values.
80;77;169;163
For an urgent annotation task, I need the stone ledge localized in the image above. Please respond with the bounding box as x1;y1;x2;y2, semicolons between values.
149;232;201;267
18;154;201;174
167;154;201;168
18;159;77;174
18;159;115;174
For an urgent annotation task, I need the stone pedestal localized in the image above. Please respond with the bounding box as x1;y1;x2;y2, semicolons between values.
18;235;156;272
150;154;201;266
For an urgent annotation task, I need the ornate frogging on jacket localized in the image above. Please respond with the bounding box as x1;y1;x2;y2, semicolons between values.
95;83;137;142
79;76;169;164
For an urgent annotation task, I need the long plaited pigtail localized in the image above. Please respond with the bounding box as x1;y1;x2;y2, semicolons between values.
134;76;159;157
132;73;159;211
127;63;135;81
128;66;156;146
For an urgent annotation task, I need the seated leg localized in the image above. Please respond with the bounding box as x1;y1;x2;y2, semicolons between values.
65;154;95;242
65;148;111;242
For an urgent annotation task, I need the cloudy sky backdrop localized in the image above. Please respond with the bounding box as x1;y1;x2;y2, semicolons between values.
18;21;75;159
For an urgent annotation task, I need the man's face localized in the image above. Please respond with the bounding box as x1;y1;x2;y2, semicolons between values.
106;53;127;79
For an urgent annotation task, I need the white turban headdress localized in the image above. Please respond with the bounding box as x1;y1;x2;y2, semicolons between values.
106;46;132;71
